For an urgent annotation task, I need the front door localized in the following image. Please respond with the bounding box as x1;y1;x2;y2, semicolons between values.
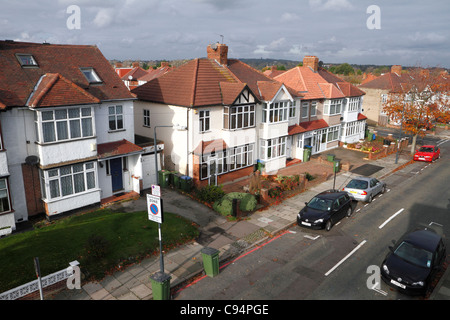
110;158;123;192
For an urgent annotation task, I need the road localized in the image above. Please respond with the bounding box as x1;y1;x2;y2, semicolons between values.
174;136;450;300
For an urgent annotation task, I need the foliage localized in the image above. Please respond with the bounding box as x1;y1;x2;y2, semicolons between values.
329;63;355;76
0;209;198;292
305;172;315;181
213;192;257;216
195;184;225;203
275;175;299;191
383;68;450;152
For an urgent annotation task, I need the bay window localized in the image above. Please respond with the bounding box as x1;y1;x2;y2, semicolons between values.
223;105;255;130
41;162;97;200
260;137;286;160
0;178;11;213
324;99;343;116
262;101;290;123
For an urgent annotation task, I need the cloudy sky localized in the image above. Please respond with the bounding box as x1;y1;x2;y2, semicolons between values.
1;0;449;67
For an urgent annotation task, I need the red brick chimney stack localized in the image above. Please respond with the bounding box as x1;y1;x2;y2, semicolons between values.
391;65;402;75
207;43;228;66
303;56;319;72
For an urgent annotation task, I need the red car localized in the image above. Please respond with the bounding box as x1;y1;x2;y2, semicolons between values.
413;145;440;162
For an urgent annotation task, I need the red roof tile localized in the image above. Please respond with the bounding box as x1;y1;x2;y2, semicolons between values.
359;72;412;93
275;66;365;100
0;40;133;109
27;73;100;108
97;139;143;159
121;67;149;81
288;119;329;135
357;113;368;120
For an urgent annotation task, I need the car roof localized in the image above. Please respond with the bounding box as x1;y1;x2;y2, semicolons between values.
316;189;347;199
349;176;372;181
401;229;442;252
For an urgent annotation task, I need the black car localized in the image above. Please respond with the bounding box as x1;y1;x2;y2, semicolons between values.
381;228;447;296
297;190;354;231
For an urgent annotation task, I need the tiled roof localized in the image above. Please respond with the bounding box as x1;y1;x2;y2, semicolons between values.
288;119;329;135
357;113;368;120
132;57;300;107
275;66;365;100
359;72;412;93
0;40;134;109
121;67;149;81
139;66;174;82
97;139;143;159
27;73;100;108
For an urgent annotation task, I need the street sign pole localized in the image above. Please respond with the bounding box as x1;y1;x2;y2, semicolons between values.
33;257;44;300
158;222;164;273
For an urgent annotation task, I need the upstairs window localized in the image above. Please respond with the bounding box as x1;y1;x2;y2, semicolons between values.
109;105;124;131
199;110;210;133
80;68;102;84
16;54;38;67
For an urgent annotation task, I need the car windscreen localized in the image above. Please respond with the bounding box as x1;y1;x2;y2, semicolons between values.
345;179;368;190
307;197;333;211
419;147;434;152
394;241;433;268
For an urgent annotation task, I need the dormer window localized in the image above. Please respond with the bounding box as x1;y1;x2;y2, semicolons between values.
16;54;38;67
80;67;102;84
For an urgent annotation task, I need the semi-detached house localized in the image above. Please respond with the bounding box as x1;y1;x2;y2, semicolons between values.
132;44;367;189
0;40;143;231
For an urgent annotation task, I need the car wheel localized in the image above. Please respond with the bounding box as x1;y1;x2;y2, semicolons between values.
346;207;352;217
325;220;332;231
367;194;373;203
382;185;386;194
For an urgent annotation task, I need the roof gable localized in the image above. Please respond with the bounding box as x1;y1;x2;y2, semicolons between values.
27;73;100;108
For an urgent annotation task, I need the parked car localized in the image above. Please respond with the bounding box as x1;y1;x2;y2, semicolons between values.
343;176;386;203
381;228;446;296
413;145;440;162
297;190;355;231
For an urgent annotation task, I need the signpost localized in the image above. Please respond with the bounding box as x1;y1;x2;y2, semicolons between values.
147;185;171;300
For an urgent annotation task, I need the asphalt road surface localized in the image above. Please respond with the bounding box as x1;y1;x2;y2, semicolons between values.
174;137;450;301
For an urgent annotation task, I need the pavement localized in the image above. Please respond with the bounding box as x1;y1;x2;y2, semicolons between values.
51;129;450;300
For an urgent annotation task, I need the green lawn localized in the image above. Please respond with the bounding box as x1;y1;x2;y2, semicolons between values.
0;208;199;293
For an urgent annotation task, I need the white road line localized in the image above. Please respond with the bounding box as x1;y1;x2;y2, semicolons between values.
325;240;367;276
304;235;320;240
371;283;388;296
379;208;404;229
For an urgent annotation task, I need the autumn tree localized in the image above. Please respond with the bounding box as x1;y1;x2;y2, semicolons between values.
383;68;450;154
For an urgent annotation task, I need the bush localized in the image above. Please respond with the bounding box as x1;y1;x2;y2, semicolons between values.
213;192;257;216
85;234;110;259
195;184;225;203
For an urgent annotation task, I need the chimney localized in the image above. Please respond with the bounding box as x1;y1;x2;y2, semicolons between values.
391;65;402;75
160;61;169;68
207;43;228;66
303;56;319;72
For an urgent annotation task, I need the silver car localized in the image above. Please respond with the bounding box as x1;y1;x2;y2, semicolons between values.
343;176;386;203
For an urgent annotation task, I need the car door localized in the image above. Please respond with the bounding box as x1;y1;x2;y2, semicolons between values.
331;198;342;222
435;146;440;159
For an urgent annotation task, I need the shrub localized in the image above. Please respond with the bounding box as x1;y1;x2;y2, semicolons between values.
305;172;315;181
85;234;110;259
213;192;257;216
195;184;225;203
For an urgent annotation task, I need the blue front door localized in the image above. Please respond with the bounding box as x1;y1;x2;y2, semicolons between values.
110;158;123;192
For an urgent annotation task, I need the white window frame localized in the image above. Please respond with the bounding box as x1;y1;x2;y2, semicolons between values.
16;53;38;67
260;137;287;160
223;105;255;130
327;125;340;142
41;162;97;200
36;107;94;143
109;105;124;131
310;101;317;117
324;99;343;116
0;178;11;213
80;67;102;84
143;109;150;127
301;102;309;119
199;110;210;133
347;97;360;112
263;101;289;123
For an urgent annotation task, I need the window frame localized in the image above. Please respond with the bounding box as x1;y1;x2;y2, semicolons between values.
223;104;255;130
108;105;124;131
80;67;102;84
36;107;94;144
41;162;97;201
0;178;12;213
143;109;150;127
260;136;287;160
199;110;210;133
16;53;38;68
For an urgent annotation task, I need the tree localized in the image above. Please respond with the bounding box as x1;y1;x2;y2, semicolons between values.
383;68;450;154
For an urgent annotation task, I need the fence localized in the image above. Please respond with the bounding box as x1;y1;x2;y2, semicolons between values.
0;261;79;300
